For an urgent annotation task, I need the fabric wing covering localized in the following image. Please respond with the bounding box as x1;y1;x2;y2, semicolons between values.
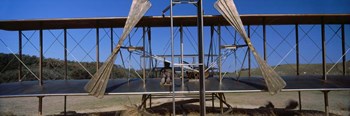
84;0;151;98
214;0;286;95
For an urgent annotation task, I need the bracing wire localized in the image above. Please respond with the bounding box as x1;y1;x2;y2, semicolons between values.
327;48;350;74
0;38;40;80
51;31;95;78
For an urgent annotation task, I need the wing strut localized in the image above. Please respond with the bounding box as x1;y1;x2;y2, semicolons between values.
84;0;151;98
214;0;286;94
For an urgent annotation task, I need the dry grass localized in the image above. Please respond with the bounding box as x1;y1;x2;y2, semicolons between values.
0;91;349;115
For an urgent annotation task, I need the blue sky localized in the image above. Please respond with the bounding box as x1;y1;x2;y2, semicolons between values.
0;0;350;72
1;0;350;20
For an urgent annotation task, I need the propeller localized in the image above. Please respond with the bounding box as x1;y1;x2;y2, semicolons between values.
84;0;151;98
214;0;286;94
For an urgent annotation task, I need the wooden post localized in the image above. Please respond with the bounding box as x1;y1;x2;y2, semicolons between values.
39;29;43;86
18;30;22;82
96;28;100;71
38;96;44;115
321;18;326;80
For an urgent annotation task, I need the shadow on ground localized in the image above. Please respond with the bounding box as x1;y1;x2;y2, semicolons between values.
48;99;340;116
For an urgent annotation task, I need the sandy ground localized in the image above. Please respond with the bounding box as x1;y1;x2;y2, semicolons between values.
0;91;349;115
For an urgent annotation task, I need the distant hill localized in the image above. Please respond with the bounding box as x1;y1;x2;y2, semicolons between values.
1;53;349;83
214;62;350;77
0;53;137;83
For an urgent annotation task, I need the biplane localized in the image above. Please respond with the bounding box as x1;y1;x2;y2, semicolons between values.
0;0;350;115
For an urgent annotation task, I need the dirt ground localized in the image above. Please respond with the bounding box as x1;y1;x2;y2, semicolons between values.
0;91;349;116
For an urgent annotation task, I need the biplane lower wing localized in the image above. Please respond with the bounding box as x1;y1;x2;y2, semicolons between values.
1;75;349;98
